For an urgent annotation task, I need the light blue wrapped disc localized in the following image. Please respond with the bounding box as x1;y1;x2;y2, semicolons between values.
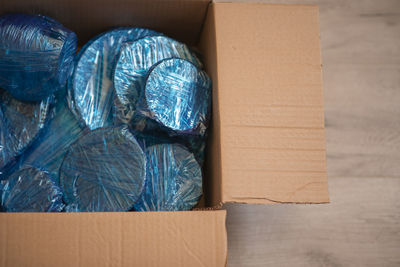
18;96;86;184
134;143;202;211
140;58;211;135
0;167;64;212
0;14;77;101
113;35;202;124
60;126;146;212
70;28;159;130
0;89;51;170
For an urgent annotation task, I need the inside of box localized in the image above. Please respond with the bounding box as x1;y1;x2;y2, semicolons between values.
0;0;221;209
0;0;210;46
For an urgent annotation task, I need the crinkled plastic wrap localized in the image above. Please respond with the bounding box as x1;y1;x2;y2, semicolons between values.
0;109;10;174
69;28;159;130
0;14;77;101
184;134;207;166
0;89;51;170
113;35;202;124
18;96;86;183
138;58;211;135
137;130;207;166
0;167;64;212
60;127;146;212
134;143;202;211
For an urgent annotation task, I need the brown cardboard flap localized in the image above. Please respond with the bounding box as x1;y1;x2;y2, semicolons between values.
212;3;329;204
0;210;227;267
0;0;210;45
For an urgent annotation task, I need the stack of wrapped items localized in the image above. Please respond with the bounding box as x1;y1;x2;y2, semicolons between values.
0;14;211;212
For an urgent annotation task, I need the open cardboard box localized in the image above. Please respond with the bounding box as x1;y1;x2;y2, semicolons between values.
0;0;329;266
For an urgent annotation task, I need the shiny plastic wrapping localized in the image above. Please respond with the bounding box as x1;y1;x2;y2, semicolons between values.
60;127;146;212
18;96;86;183
0;14;77;101
0;22;211;212
184;134;207;166
134;143;202;211
0;167;64;212
0;109;10;174
69;28;159;130
0;89;51;171
138;58;211;135
113;35;202;124
137;130;207;166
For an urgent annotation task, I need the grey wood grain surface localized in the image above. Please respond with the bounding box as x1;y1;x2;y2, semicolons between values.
226;0;400;266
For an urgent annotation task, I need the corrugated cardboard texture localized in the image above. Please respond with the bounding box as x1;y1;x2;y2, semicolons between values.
0;211;227;267
0;0;210;45
212;3;329;204
198;5;223;207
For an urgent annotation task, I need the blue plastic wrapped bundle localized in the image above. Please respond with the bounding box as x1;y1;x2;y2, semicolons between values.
69;28;159;130
138;58;211;135
60;127;146;212
0;167;64;212
0;14;77;101
0;89;51;170
113;35;202;124
18;96;86;183
134;143;202;211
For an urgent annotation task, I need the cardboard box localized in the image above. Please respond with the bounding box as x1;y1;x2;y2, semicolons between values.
0;1;329;266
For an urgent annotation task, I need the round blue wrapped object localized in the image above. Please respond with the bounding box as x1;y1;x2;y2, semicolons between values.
70;28;159;130
140;58;211;135
113;35;202;124
134;143;202;211
0;14;77;101
60;126;146;212
0;89;51;170
0;167;64;212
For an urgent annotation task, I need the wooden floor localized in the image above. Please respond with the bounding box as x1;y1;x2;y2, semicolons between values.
226;0;400;266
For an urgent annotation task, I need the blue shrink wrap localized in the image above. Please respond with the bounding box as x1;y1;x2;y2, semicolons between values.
134;143;202;211
138;58;211;135
0;167;64;212
183;134;207;166
69;28;159;130
18;96;86;183
113;35;202;124
0;89;51;171
60;127;146;212
0;14;77;101
0;108;10;174
136;130;207;166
